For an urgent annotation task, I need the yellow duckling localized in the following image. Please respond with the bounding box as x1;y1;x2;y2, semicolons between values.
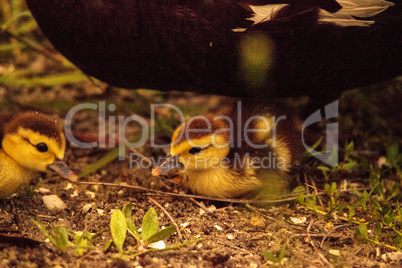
0;111;77;198
152;105;296;199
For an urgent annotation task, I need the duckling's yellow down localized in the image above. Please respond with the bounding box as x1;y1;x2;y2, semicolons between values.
0;150;32;198
152;107;296;199
0;112;76;198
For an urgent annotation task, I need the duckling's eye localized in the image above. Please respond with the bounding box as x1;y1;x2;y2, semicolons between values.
188;147;202;155
36;143;48;153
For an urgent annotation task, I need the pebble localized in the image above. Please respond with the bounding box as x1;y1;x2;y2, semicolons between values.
42;195;66;210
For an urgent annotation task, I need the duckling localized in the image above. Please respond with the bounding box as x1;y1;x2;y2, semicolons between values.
0;112;77;198
152;104;298;199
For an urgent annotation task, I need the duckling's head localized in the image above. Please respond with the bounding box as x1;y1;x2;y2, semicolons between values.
153;116;230;175
1;111;76;180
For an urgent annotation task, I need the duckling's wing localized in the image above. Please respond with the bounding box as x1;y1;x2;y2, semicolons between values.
250;165;289;199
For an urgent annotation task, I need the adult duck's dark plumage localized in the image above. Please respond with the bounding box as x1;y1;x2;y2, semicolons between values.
26;0;401;98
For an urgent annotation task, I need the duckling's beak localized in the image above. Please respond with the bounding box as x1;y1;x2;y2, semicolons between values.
48;159;78;182
152;155;183;176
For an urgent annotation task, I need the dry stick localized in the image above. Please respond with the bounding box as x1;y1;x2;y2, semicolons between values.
216;241;253;254
189;198;217;214
76;181;297;203
308;175;325;208
320;224;350;249
77;181;370;204
148;197;183;241
306;219;333;268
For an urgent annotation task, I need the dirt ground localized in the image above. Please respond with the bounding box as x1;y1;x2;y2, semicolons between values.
1;2;402;264
0;77;401;267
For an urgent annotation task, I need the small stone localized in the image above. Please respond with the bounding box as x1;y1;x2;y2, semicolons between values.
290;216;306;224
148;240;166;250
386;251;402;261
117;189;125;196
214;225;223;231
377;156;387;168
85;191;96;198
249;216;266;228
329;249;341;256
42;195;66;211
82;203;93;214
36;188;50;194
324;222;334;230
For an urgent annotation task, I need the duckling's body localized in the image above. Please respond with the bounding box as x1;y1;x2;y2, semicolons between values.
0;150;32;198
0;112;76;198
182;162;262;198
153;104;297;198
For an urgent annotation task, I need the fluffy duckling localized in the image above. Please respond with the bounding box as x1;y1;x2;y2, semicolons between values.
152;104;297;199
0;112;76;198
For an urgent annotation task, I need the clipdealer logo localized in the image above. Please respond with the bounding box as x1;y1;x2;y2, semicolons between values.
63;101;339;167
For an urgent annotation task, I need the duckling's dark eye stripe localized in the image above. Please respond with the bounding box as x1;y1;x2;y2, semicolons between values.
24;138;49;153
188;146;210;155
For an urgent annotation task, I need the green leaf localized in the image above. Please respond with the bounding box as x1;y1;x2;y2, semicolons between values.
355;224;369;242
122;204;140;242
347;206;356;220
296;192;305;205
344;141;354;160
394;236;402;250
262;245;286;264
387;143;399;163
375;222;382;242
142;208;159;243
350;188;362;197
331;182;337;194
381;204;392;215
146;225;176;245
278;244;286;260
306;192;316;209
383;214;392;225
54;226;69;253
110;209;127;252
262;251;280;263
372;198;381;209
317;166;330;172
342;161;356;171
291;186;306;194
104;239;113;251
307;137;323;153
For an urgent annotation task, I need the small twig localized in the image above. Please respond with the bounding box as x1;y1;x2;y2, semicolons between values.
307;219;333;268
216;241;253;254
148;197;183;241
76;180;371;204
77;181;297;203
189;198;216;214
320;224;350;248
308;176;325;208
34;214;57;220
